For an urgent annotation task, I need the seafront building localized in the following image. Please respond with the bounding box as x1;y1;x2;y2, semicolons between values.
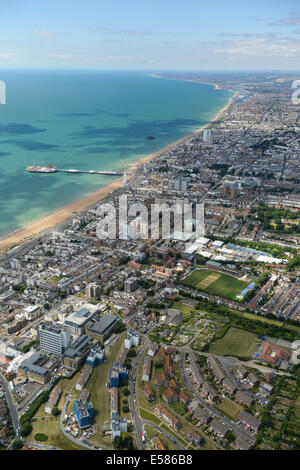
203;129;213;144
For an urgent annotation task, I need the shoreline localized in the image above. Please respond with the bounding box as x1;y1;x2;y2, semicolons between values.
151;73;224;90
0;83;236;255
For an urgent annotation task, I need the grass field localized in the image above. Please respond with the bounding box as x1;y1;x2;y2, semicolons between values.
144;424;181;450
209;327;258;358
183;269;249;301
214;399;243;420
28;410;84;450
169;402;187;416
140;408;161;425
171;301;195;316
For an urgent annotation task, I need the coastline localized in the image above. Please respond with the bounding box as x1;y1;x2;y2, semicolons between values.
0;84;236;255
151;73;224;90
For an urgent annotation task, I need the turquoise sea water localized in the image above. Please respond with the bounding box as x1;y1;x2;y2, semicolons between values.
0;70;231;238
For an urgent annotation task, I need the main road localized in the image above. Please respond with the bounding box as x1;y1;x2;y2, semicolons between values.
130;339;149;450
0;372;20;438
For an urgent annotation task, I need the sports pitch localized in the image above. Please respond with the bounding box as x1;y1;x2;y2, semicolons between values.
183;268;249;301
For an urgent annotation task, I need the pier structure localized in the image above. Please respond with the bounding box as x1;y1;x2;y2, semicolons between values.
26;165;122;176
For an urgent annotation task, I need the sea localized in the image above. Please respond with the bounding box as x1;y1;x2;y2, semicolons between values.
0;70;232;238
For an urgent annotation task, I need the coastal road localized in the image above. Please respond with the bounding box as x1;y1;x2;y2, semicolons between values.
0;163;144;264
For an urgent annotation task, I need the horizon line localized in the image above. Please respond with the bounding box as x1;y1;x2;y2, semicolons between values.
0;68;300;73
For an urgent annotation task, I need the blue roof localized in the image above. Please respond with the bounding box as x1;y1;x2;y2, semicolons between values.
239;281;255;297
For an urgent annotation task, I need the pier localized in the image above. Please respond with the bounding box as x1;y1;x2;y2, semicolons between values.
26;165;123;176
56;168;123;175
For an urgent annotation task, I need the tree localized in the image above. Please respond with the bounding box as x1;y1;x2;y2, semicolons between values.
127;423;134;433
45;251;54;257
122;405;129;413
20;422;32;437
58;291;67;299
122;388;130;396
155;361;163;369
34;433;48;442
127;349;137;358
51;407;60;417
113;436;122;449
123;436;134;450
12;440;23;450
112;322;126;334
226;432;236;443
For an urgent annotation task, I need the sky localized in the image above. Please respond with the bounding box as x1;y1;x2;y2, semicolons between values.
0;0;300;70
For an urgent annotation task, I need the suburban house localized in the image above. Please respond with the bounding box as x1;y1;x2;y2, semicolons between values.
186;430;204;447
236;410;261;433
179;392;191;405
202;382;219;403
155;372;170;388
223;378;238;395
155;404;181;429
248;372;260;387
144;384;155;402
233;436;253;451
162;387;178;405
235;390;254;407
193;409;213;426
209;418;230;439
236;365;248;380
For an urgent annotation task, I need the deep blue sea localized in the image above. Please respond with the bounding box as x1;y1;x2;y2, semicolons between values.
0;70;231;237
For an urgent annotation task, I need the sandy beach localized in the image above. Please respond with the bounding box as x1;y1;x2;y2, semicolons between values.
0;87;235;255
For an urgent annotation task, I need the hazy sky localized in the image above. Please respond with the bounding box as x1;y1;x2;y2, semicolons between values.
0;0;300;70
